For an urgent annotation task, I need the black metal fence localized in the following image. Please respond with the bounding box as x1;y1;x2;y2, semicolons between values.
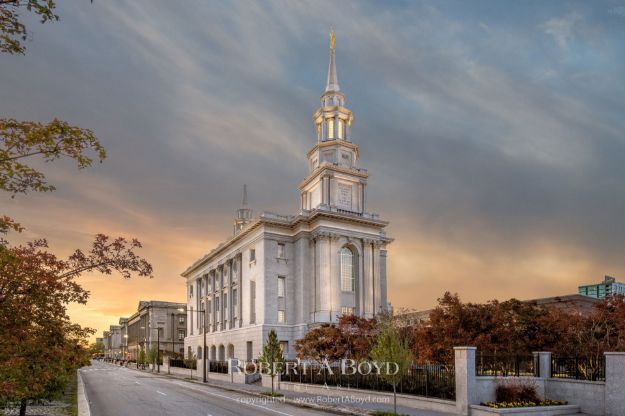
169;359;196;369
476;353;538;377
551;356;605;381
280;363;455;400
209;360;229;374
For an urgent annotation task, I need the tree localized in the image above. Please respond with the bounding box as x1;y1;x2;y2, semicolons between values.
259;330;284;396
146;346;158;372
0;0;59;55
184;353;196;380
138;349;146;370
294;324;347;363
0;238;151;415
338;314;378;360
89;341;105;356
370;316;413;416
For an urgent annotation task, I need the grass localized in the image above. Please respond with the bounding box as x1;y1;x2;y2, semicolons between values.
260;392;284;397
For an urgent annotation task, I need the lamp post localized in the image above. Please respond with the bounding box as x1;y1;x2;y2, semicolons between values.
179;307;206;383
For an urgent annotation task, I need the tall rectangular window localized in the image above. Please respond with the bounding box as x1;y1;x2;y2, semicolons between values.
327;118;334;139
215;298;220;322
277;309;285;324
223;294;228;322
277;243;285;259
250;281;256;324
232;289;238;319
337;119;344;139
249;248;256;262
277;276;285;298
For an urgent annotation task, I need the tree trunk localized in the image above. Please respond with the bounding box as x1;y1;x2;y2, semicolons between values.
19;399;27;416
393;384;397;415
271;375;274;395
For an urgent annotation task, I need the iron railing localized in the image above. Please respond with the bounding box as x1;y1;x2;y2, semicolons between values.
476;353;538;377
169;359;196;369
551;356;605;381
280;363;455;400
209;360;229;374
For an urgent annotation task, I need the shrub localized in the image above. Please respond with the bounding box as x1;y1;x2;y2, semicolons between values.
495;379;540;403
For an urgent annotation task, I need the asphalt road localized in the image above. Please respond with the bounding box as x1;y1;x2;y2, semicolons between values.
80;361;335;416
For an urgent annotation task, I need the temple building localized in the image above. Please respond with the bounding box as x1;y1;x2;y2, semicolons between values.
182;32;392;361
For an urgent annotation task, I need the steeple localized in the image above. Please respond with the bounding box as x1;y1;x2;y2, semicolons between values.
233;184;252;235
300;32;367;215
314;30;353;143
325;30;339;93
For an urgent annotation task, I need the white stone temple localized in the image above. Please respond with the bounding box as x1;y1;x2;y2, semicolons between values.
182;32;392;361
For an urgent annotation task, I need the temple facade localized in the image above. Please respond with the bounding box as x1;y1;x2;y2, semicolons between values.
182;33;392;361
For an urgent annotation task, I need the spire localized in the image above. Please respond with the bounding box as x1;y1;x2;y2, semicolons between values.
241;183;248;207
234;184;252;235
325;30;340;92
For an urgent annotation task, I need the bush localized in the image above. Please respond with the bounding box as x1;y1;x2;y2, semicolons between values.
495;379;540;403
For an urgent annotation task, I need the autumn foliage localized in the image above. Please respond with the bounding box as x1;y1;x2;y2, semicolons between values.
410;292;625;363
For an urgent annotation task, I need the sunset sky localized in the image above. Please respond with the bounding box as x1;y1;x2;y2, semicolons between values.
2;1;625;341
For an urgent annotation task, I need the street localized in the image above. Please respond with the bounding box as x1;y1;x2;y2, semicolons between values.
80;361;335;416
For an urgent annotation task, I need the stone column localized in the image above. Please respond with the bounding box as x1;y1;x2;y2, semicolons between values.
535;352;551;378
362;240;373;317
605;352;625;416
454;346;477;416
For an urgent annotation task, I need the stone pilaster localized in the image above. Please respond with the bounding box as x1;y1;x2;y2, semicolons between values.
605;352;625;416
454;346;477;416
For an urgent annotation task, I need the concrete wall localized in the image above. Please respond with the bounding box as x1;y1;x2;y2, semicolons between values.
544;378;605;416
279;381;457;414
475;377;546;405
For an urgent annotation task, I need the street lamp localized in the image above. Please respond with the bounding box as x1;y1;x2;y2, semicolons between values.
179;307;207;383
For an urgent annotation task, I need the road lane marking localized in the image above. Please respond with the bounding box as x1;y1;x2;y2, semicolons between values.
135;382;141;385
156;391;167;396
170;381;296;416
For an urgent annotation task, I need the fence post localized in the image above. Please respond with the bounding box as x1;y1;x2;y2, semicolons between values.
605;352;625;416
454;346;476;416
535;352;552;378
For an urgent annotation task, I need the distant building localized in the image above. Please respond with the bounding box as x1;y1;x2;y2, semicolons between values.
105;325;122;359
527;294;600;316
578;275;625;299
95;337;104;345
396;292;602;325
126;300;187;360
102;331;110;357
119;317;129;359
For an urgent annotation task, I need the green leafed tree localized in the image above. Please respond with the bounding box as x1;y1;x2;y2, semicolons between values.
370;315;413;416
184;353;196;380
259;329;284;396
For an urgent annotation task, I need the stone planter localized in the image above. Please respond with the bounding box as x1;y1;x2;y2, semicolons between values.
470;404;580;416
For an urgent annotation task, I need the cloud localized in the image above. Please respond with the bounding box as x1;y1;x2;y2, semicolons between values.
1;1;624;339
543;11;584;49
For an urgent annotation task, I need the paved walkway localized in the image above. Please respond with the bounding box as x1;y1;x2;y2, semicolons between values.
106;361;455;416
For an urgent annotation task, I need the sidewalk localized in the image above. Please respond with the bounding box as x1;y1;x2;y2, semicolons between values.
114;362;454;416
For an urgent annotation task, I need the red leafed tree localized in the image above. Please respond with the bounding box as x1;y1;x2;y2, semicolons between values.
338;314;378;360
294;324;347;363
0;237;152;415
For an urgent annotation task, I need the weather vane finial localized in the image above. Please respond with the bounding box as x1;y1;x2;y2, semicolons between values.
330;29;336;51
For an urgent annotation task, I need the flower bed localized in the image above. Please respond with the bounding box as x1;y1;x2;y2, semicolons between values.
480;400;567;408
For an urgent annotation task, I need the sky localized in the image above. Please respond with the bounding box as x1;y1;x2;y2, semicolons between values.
1;1;625;341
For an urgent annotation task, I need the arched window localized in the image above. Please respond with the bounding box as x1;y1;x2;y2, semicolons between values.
340;247;355;292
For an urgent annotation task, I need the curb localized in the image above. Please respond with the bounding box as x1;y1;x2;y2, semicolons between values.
120;363;370;416
77;369;91;416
